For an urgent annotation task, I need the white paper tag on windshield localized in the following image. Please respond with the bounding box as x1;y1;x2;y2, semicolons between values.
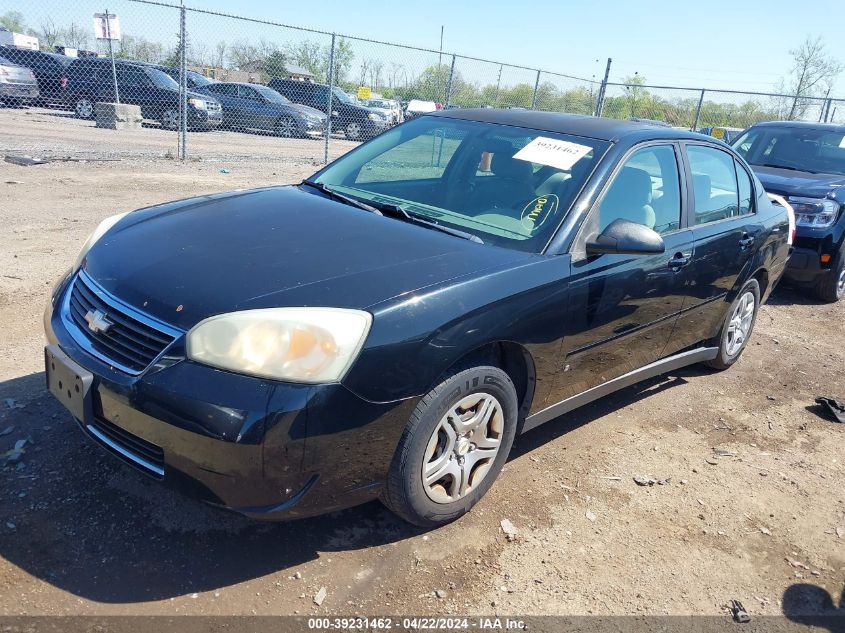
513;137;592;171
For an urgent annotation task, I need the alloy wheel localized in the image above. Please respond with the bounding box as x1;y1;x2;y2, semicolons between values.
161;109;179;130
346;122;362;140
75;98;93;119
726;290;755;357
422;392;504;504
277;117;296;137
837;268;845;298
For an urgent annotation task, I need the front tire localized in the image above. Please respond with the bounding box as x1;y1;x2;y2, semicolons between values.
705;278;760;370
75;96;94;119
382;366;518;528
275;115;298;138
160;108;179;130
345;121;363;141
815;251;845;303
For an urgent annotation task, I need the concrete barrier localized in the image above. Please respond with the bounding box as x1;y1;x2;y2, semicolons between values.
95;102;143;130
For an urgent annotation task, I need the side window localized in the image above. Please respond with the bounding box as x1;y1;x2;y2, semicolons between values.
355;128;461;183
735;161;754;216
116;67;148;87
211;83;236;97
687;145;740;224
599;145;681;235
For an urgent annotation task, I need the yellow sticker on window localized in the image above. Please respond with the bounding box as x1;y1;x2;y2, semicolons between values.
520;194;559;231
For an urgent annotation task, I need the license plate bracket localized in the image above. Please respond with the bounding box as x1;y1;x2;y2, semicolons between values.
45;345;94;424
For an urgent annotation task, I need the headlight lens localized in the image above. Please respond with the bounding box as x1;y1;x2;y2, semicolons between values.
186;308;372;383
188;97;207;110
73;212;129;270
789;197;840;228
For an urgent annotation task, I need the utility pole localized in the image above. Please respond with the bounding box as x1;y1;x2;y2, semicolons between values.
439;26;444;66
594;57;611;117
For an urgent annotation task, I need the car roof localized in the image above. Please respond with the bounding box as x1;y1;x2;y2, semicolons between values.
427;108;717;144
747;120;845;133
0;46;70;62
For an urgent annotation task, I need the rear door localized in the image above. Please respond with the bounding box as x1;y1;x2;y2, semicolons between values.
236;85;272;131
669;143;761;350
555;142;695;401
204;83;240;126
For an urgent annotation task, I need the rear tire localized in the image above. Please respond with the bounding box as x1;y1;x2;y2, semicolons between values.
815;251;845;303
705;278;760;370
74;96;94;119
160;108;179;130
382;366;518;528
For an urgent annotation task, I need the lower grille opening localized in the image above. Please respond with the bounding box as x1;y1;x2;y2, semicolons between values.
85;417;165;479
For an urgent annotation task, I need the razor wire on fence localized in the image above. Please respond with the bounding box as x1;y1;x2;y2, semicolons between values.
1;0;844;166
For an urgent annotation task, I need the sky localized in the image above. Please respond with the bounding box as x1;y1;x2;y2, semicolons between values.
5;0;845;95
179;0;845;93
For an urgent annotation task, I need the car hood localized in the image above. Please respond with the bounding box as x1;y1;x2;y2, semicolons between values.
752;165;845;200
82;186;528;331
288;102;326;118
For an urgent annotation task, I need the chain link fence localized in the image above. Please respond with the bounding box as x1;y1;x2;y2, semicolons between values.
1;0;844;166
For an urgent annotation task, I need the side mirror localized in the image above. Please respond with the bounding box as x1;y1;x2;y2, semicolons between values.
586;219;665;255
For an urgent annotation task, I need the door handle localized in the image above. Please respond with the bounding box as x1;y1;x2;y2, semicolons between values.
668;252;691;270
739;233;754;250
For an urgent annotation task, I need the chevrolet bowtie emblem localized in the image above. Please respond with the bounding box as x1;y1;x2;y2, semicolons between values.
84;309;113;334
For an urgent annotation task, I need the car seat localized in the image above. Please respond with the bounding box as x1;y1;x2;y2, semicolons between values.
599;166;656;231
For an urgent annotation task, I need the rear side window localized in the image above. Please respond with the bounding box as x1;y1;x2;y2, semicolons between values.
735;162;754;216
687;145;743;224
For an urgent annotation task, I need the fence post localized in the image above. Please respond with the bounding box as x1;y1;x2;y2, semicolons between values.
692;89;705;131
104;8;119;105
531;70;541;110
444;54;456;107
324;33;336;165
178;2;187;160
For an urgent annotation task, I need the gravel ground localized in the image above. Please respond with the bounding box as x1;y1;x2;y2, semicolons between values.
0;106;843;620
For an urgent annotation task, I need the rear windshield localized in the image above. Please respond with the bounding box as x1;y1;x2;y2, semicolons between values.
733;126;845;176
313;116;608;252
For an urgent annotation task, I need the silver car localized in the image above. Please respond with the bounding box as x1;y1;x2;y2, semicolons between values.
0;54;39;105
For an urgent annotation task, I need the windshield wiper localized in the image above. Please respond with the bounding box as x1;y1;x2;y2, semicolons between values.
301;180;483;243
759;163;818;174
365;199;484;243
301;179;385;215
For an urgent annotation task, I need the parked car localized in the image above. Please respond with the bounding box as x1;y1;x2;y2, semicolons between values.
267;77;389;140
63;57;222;130
0;54;38;106
733;120;845;302
0;45;71;105
156;66;216;90
404;99;437;120
44;111;789;527
195;81;326;137
700;125;744;144
364;97;403;125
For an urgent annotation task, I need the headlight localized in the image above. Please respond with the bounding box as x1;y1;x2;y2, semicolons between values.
188;98;207;110
368;112;385;121
74;212;129;270
789;197;840;228
186;307;372;383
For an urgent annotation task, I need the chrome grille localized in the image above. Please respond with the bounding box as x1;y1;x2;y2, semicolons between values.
84;416;165;478
63;271;181;374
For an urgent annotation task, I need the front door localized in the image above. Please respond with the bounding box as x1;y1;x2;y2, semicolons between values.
555;143;693;402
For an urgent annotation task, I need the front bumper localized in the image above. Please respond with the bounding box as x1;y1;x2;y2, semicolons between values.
45;274;415;520
189;106;222;129
784;245;830;285
300;117;328;136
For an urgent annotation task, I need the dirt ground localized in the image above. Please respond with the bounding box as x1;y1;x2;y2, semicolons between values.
0;106;843;620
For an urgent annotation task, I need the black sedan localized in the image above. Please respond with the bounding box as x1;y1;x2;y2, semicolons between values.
195;82;326;137
44;110;789;527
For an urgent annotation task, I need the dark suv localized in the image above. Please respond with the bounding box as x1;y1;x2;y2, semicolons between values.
64;57;222;130
733;121;845;302
0;46;71;105
268;77;389;140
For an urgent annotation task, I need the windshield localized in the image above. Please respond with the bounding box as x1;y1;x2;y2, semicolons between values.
254;84;290;104
733;126;845;176
333;87;353;104
188;71;214;87
148;68;179;90
311;116;608;252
